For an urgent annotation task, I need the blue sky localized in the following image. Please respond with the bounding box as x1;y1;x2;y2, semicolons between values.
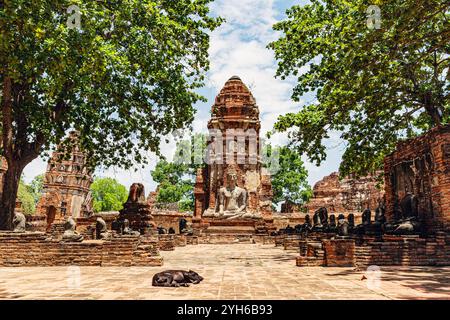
23;0;344;191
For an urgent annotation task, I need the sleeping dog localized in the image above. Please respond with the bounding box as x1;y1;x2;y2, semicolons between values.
152;270;204;287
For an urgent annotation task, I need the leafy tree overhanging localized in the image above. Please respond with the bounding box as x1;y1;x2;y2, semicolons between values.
0;1;222;229
268;0;449;177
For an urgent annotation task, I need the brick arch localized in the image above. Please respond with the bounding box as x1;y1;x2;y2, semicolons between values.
36;190;63;217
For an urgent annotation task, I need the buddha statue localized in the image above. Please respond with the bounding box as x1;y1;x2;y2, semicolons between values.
62;217;84;242
337;214;349;237
328;214;337;232
122;219;140;236
96;217;111;239
218;171;247;216
203;170;261;219
13;211;26;232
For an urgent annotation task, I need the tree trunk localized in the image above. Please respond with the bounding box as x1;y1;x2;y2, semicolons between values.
0;162;23;230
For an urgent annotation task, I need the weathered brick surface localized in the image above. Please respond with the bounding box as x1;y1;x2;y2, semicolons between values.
25;215;47;232
36;132;93;227
354;233;450;267
158;235;176;251
323;239;355;267
295;233;450;267
283;236;303;251
262;235;275;245
152;211;192;233
193;76;274;234
296;242;325;267
304;171;384;214
186;236;199;245
0;232;163;267
274;235;285;247
384;124;450;233
174;235;187;247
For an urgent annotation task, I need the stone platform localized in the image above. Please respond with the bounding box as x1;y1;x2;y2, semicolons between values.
0;244;449;299
0;232;163;267
202;218;257;234
290;233;450;268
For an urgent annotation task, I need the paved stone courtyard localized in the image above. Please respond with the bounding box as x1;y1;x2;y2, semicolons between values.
0;243;449;300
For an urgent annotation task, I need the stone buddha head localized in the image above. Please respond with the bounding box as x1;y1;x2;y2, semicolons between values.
226;170;238;190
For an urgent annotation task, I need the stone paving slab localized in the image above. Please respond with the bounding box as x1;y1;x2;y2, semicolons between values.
0;244;449;300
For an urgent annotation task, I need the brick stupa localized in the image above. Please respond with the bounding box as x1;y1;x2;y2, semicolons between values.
36;131;94;231
193;76;274;235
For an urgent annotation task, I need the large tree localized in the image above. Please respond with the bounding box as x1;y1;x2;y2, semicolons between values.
0;1;221;229
151;159;195;211
268;145;312;207
269;0;449;177
90;177;128;212
27;174;44;205
151;133;206;212
17;180;36;215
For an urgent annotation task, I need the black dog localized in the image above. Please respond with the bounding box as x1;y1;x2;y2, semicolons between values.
152;270;204;287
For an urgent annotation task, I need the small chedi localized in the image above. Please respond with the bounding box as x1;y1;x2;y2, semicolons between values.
36;131;94;231
115;183;155;235
193;76;274;235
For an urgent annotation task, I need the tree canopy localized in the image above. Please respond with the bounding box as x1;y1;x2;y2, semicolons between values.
0;0;221;228
265;145;312;206
90;177;128;212
269;0;449;177
27;174;44;205
17;180;36;215
151;133;206;212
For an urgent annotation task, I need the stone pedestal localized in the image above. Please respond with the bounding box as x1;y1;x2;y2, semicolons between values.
323;239;355;267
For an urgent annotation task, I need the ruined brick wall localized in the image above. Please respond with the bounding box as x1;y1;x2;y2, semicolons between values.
273;213;363;229
25;215;47;232
152;211;192;233
354;234;450;267
0;232;163;267
295;234;450;267
323;239;355;267
384;125;450;233
305;172;384;214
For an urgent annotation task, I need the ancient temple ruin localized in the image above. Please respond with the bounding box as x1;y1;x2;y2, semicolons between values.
36;132;94;229
384;124;450;234
305;172;384;214
193;76;274;235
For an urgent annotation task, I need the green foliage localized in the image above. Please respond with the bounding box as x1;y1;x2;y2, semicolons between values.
0;0;223;168
265;145;312;205
27;174;44;205
90;177;128;212
17;181;35;215
151;134;206;211
269;0;449;177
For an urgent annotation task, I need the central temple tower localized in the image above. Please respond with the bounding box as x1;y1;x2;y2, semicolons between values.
193;76;273;234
